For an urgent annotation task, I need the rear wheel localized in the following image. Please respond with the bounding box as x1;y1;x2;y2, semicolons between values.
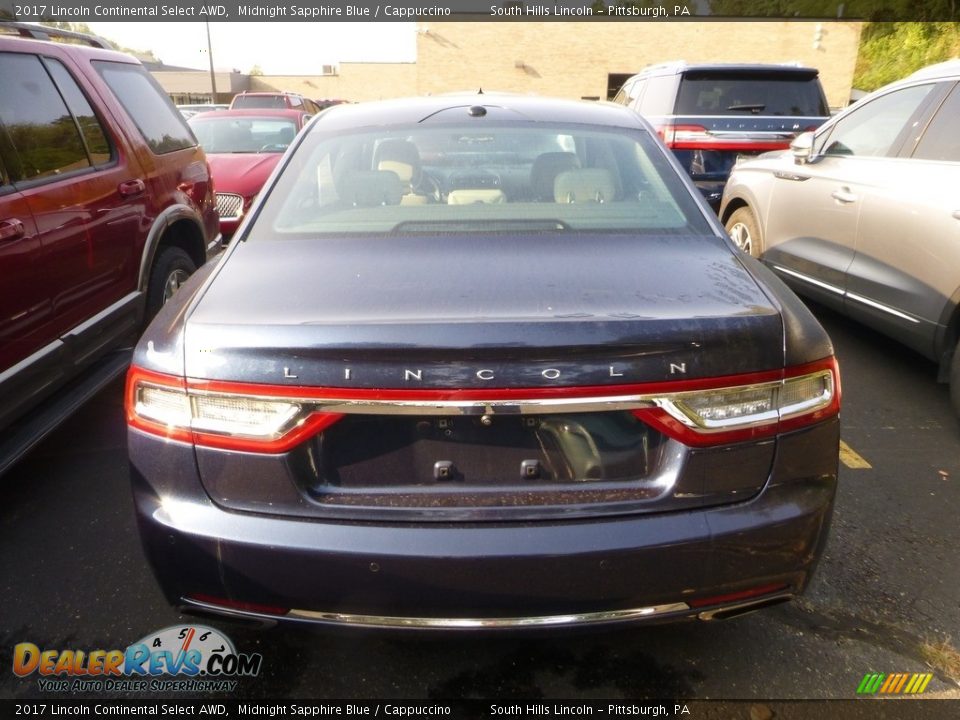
145;247;196;323
725;206;763;258
950;340;960;417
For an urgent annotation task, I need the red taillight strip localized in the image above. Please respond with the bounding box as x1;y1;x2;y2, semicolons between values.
185;368;787;402
126;357;839;452
126;366;345;453
657;124;796;152
689;582;789;609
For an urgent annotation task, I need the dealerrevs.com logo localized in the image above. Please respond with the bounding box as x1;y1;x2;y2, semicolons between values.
13;625;262;693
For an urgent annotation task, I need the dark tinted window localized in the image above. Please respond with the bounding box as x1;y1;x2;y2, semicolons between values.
43;58;112;166
913;84;960;162
94;61;195;154
821;83;934;158
0;52;90;182
676;72;828;116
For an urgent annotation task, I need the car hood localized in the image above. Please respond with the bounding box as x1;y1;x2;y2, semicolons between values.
206;152;283;196
184;233;785;386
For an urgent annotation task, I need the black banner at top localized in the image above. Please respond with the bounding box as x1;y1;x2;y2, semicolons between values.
1;0;959;23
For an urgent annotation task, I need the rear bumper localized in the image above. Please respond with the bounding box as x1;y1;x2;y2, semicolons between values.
130;419;838;629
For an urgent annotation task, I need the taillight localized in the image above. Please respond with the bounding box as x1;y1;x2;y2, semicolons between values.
125;367;343;453
657;123;711;148
126;357;839;453
632;357;840;447
656;123;795;152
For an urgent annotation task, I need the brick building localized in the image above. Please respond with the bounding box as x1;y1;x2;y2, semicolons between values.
158;20;863;109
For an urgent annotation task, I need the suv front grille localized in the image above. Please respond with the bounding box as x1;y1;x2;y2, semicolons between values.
216;193;243;219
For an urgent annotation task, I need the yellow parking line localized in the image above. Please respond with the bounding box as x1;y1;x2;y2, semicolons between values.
839;440;872;469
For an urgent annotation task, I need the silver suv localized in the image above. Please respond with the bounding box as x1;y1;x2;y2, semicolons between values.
720;60;960;412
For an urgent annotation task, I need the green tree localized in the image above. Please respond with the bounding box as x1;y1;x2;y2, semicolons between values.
854;22;960;90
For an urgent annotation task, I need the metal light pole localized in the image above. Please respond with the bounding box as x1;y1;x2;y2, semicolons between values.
205;21;218;102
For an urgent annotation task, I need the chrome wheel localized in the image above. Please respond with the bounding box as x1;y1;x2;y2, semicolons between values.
724;207;763;259
728;221;753;256
163;268;190;304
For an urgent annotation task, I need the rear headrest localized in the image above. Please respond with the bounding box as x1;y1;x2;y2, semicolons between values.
374;139;421;186
337;170;403;207
530;152;580;201
554;168;617;203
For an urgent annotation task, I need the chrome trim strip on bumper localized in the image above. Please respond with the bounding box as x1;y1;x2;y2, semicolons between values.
696;593;794;621
181;599;692;629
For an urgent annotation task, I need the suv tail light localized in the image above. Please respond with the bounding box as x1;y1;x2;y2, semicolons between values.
658;123;711;148
126;358;839;454
656;123;795;152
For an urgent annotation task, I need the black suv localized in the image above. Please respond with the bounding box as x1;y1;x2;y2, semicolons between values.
613;62;830;210
0;22;219;474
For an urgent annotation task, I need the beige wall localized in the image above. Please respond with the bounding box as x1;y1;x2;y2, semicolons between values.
414;22;862;109
155;22;862;109
249;64;417;101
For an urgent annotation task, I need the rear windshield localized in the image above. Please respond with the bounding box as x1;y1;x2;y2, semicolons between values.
676;72;828;117
189;116;298;153
232;95;289;109
248;123;713;239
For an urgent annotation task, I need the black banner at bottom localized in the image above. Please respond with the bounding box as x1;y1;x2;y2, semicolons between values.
2;699;959;720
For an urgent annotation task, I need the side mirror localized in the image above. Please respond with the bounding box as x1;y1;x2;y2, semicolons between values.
791;131;815;165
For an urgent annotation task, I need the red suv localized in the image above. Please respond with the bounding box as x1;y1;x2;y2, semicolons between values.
0;23;219;474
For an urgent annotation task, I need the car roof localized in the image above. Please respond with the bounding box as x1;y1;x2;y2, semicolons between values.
906;58;960;81
632;61;819;78
234;91;304;97
311;92;647;132
0;25;139;64
189;108;308;120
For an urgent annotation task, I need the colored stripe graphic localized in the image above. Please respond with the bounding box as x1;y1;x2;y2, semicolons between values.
857;672;932;694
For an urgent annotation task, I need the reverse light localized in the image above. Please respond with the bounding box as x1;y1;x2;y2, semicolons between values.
126;357;839;453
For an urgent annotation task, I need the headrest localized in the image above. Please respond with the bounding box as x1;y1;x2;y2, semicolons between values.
375;139;421;185
530;152;581;201
554;168;617;203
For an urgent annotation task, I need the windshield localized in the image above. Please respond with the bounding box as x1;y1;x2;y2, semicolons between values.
188;116;298;153
248;122;713;238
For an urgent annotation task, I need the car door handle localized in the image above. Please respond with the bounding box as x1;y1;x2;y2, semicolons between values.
831;188;857;204
118;179;146;197
0;218;25;242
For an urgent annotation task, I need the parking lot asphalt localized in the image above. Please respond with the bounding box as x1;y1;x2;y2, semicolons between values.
1;302;958;705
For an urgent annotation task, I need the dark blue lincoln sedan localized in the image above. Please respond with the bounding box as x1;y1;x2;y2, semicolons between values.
126;93;840;630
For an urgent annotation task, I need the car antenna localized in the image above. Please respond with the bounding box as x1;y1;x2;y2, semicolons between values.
478;87;484;95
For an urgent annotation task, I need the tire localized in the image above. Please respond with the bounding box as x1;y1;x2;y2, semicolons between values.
725;206;763;258
950;340;960;417
145;247;196;323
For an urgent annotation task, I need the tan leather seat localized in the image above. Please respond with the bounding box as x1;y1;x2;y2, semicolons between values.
554;168;617;204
